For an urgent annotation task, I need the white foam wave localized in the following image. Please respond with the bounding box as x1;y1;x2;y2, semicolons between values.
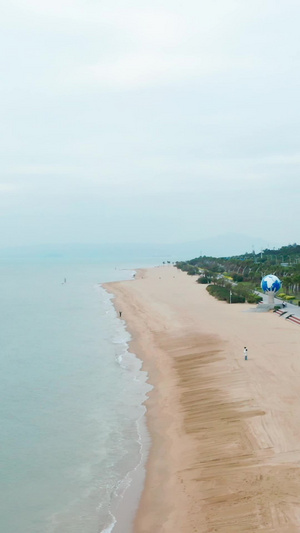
116;353;128;369
99;282;153;533
99;512;116;533
112;337;129;345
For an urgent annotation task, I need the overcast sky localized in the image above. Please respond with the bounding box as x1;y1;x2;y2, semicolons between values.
1;0;299;248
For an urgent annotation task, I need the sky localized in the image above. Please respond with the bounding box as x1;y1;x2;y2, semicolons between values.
1;0;299;250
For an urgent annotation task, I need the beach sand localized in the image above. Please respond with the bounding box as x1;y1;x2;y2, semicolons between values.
104;265;300;532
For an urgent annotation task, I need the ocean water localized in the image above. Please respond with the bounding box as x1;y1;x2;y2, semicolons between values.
0;255;158;533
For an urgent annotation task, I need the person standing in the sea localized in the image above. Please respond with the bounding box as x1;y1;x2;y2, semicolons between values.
244;347;248;360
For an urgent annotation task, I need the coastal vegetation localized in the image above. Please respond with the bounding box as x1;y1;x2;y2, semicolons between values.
206;284;246;303
176;243;300;305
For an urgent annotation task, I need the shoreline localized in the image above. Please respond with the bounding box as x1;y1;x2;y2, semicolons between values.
103;271;153;533
105;265;300;532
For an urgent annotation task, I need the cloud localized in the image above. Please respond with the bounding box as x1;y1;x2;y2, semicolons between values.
0;0;299;247
0;183;18;193
4;1;260;92
5;164;81;176
77;53;229;89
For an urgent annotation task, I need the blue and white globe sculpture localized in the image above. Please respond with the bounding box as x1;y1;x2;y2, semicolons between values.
261;274;281;305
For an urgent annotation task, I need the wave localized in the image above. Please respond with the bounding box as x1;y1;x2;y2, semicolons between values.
100;285;152;533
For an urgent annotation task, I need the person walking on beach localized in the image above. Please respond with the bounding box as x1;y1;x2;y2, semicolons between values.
244;346;248;360
119;311;122;318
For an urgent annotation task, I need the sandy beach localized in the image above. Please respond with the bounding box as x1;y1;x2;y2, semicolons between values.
105;265;300;533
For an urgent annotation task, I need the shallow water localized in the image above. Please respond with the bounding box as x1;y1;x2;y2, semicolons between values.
0;257;154;533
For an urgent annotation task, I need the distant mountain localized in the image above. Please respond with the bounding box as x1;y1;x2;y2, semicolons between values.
0;234;281;263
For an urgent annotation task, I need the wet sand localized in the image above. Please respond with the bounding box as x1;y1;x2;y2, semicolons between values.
105;265;300;532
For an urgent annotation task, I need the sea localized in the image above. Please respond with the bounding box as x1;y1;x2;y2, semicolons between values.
0;246;178;533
